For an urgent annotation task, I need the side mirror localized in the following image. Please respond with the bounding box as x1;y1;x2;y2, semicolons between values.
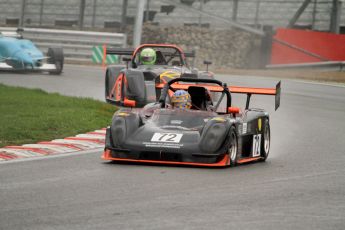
124;98;136;107
203;60;212;72
228;107;240;114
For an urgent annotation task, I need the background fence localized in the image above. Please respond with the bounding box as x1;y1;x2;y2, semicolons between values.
0;0;343;33
1;0;344;68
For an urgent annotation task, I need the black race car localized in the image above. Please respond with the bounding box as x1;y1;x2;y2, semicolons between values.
103;78;281;167
105;44;214;108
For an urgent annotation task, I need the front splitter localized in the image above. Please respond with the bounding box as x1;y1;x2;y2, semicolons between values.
102;149;230;167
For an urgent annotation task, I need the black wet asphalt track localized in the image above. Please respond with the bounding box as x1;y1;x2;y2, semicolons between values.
1;65;345;230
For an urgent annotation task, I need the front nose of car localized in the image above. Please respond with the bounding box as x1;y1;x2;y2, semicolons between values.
12;51;34;68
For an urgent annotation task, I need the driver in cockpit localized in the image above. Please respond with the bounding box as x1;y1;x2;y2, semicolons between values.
171;90;192;109
139;48;156;65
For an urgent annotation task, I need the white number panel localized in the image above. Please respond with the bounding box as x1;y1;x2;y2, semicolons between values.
151;133;183;143
252;134;261;157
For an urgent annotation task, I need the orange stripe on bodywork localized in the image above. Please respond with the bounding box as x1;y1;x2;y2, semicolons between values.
112;73;123;100
155;83;276;95
102;149;230;167
236;157;262;164
229;86;276;95
110;73;128;101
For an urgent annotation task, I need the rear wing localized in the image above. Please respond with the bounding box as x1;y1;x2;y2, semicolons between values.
156;80;281;110
106;47;134;56
229;81;281;111
105;47;195;58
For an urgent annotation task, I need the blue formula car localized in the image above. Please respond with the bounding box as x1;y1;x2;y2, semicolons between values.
0;32;64;74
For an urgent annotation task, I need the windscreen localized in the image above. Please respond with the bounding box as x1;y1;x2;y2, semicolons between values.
150;109;215;130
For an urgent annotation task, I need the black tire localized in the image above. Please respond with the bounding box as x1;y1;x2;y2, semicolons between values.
228;126;239;166
47;47;64;75
105;67;118;99
260;118;270;161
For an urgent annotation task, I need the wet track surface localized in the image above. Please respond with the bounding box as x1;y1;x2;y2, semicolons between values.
1;65;345;229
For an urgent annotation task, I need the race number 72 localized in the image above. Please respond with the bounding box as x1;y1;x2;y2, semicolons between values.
252;134;261;157
151;133;183;143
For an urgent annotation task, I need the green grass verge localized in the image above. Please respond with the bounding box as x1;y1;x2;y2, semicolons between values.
0;84;117;148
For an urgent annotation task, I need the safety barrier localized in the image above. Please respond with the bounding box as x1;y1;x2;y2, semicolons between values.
271;28;345;65
266;61;345;72
0;27;127;63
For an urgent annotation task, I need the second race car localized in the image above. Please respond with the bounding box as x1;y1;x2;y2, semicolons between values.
104;44;214;107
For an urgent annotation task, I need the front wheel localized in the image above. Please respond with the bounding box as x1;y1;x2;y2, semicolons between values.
260;118;270;161
105;68;118;99
47;47;64;75
228;126;239;166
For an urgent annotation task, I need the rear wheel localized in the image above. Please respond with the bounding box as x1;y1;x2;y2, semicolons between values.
260;118;270;161
228;126;239;166
47;47;64;75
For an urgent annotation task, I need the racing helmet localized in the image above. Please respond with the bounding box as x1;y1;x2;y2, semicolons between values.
140;48;156;65
171;90;192;109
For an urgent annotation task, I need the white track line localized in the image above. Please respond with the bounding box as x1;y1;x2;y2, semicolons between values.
22;144;76;153
0;127;107;162
93;129;107;134
293;79;345;88
75;134;106;139
52;139;103;149
0;148;103;164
